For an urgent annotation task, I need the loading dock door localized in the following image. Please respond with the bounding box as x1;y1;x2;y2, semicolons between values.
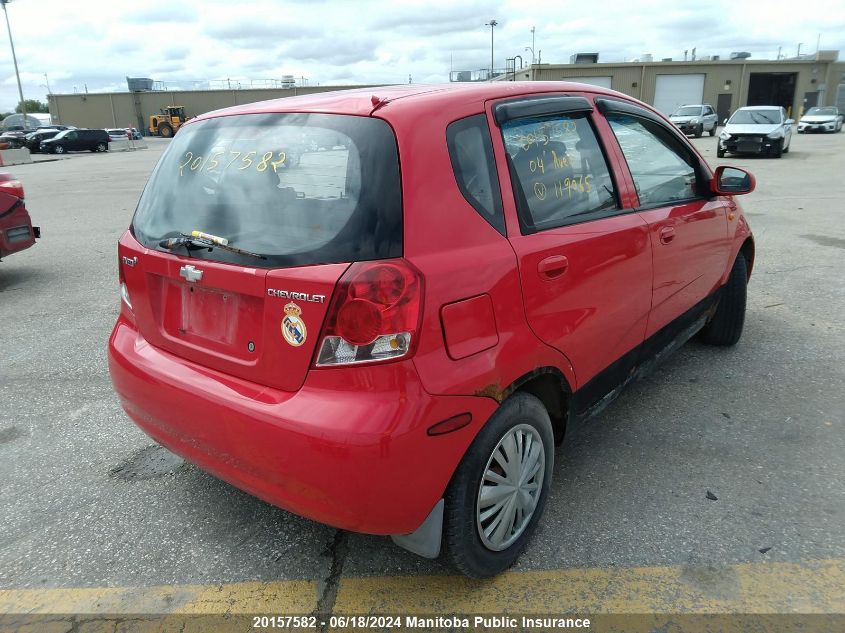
653;74;705;115
565;76;613;89
837;84;845;111
748;73;796;112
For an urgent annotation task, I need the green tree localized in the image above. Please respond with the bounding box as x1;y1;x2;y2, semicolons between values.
15;99;49;114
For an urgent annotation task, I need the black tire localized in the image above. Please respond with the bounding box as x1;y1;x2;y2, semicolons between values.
694;124;703;138
159;124;173;138
97;142;108;152
771;140;783;158
716;146;725;158
444;392;554;578
54;145;65;154
709;124;717;137
700;254;747;346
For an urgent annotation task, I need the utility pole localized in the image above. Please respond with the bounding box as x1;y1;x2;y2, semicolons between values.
485;19;498;80
1;0;27;129
797;43;802;58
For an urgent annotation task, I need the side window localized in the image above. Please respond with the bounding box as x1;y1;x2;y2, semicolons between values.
446;114;506;236
501;113;618;233
607;115;700;207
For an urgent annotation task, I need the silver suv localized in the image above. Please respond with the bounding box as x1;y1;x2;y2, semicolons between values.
669;104;718;137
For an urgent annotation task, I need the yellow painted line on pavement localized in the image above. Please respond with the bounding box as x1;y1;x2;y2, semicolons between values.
0;580;317;614
333;559;845;614
1;559;843;616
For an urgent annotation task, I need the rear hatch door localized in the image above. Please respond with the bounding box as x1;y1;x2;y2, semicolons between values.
122;110;402;392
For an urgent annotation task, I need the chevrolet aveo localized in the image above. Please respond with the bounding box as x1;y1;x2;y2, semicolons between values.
109;83;756;577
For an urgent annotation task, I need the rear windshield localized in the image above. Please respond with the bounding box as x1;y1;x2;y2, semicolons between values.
132;112;402;268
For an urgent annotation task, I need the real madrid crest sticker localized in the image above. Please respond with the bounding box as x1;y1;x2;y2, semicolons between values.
281;302;307;347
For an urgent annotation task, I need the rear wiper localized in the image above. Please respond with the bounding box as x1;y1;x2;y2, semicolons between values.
159;233;266;259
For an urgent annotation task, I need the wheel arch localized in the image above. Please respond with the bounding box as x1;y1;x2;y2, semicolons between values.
498;367;571;444
740;235;755;279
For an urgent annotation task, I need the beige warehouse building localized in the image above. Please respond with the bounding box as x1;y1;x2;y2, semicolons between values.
46;85;379;132
46;52;845;132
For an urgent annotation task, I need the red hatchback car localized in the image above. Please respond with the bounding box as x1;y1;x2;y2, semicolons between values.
108;83;755;577
0;172;39;261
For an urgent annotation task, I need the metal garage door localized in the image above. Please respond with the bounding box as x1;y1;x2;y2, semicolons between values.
837;83;845;111
653;74;706;115
565;76;613;89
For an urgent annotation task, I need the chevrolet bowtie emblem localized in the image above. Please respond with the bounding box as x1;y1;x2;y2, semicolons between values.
179;264;203;283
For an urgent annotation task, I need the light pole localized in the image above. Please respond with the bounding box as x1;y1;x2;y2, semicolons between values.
530;26;536;64
1;0;27;129
485;19;498;80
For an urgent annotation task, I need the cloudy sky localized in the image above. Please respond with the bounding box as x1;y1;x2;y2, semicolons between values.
2;0;844;111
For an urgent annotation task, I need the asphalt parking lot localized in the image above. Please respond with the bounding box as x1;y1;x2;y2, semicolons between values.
1;132;844;626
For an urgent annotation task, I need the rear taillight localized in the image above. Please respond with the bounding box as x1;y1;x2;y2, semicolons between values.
315;259;424;367
118;252;134;319
0;177;24;200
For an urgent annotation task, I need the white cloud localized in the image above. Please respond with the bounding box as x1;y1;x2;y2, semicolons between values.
0;0;842;110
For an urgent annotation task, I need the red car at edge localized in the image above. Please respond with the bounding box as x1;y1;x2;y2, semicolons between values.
0;172;38;261
108;82;755;577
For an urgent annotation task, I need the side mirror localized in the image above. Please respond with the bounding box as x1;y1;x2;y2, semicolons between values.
711;166;755;196
785;118;795;125
722;118;728;125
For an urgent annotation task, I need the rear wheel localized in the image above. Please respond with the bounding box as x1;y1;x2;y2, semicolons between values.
97;142;108;152
700;254;747;346
444;393;554;578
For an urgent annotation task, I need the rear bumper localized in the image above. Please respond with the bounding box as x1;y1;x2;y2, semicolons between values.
108;318;496;534
0;202;37;258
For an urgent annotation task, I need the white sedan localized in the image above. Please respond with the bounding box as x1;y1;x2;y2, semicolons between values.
797;107;843;133
718;106;793;158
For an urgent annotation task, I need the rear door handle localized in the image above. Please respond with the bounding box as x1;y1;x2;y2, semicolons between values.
538;255;569;280
659;226;676;244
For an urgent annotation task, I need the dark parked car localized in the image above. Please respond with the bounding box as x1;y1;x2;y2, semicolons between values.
24;129;61;153
41;128;110;154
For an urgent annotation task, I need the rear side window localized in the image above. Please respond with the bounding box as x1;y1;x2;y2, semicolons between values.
446;115;505;235
132;113;402;268
606;115;700;206
501;113;618;233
